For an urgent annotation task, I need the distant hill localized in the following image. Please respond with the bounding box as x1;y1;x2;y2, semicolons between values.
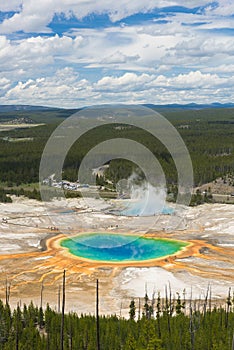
0;102;234;113
144;102;234;110
0;105;81;124
0;105;60;112
0;103;233;124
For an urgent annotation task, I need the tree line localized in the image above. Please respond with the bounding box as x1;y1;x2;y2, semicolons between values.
0;285;234;349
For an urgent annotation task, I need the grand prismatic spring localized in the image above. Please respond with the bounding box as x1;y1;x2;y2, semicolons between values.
60;233;188;262
0;197;233;316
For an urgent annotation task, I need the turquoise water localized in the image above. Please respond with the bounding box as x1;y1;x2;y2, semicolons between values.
120;206;173;216
61;233;187;262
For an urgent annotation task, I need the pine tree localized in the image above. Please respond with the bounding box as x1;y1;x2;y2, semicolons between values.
129;300;136;320
125;334;137;350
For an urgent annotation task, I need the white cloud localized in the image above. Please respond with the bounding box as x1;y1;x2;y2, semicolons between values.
0;1;22;12
0;0;218;34
96;72;154;91
3;68;95;107
157;71;226;89
204;64;234;73
0;77;11;91
68;25;182;73
101;51;140;64
95;71;230;93
1;1;234;107
174;36;234;57
0;24;182;78
0;34;79;77
2;69;234;108
206;0;234;16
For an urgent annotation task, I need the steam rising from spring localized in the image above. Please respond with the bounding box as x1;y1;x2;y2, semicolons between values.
116;174;172;216
40;105;192;232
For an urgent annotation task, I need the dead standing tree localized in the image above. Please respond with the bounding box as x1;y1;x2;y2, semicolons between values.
40;281;44;309
96;279;101;350
5;277;11;306
58;284;61;313
60;270;66;350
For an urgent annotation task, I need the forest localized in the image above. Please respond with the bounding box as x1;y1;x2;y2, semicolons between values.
0;287;233;350
0;106;234;201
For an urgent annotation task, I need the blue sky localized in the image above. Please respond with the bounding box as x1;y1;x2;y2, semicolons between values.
0;1;233;108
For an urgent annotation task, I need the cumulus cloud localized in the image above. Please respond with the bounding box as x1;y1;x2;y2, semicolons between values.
1;0;234;107
101;51;140;65
174;36;234;57
96;73;155;91
2;68;233;107
0;34;82;77
0;0;218;34
95;71;230;93
3;67;94;107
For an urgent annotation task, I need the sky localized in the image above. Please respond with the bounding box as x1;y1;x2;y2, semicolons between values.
0;0;234;108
